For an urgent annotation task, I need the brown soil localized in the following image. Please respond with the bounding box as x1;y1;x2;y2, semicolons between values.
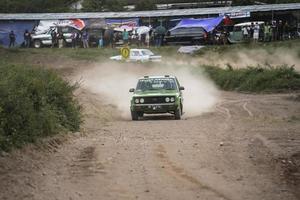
0;60;299;200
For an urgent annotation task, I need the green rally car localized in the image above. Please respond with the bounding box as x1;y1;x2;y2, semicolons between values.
129;75;185;120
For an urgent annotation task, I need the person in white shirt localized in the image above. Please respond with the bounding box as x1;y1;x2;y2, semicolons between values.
242;26;249;39
253;23;260;43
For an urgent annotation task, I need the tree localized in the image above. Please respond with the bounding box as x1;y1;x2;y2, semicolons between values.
134;0;157;11
81;0;105;11
0;0;74;13
105;0;126;12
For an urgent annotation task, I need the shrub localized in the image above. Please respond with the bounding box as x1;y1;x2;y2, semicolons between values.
0;64;81;151
202;65;300;92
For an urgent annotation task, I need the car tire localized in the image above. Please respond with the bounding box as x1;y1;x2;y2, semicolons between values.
137;112;144;118
33;40;42;48
131;111;139;121
174;106;182;120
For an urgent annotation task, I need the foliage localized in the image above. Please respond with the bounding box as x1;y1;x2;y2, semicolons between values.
81;0;105;11
0;64;82;151
105;0;126;11
134;0;157;11
81;0;126;11
202;65;300;92
0;0;75;13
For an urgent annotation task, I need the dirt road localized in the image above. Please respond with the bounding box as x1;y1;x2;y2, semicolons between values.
0;62;300;200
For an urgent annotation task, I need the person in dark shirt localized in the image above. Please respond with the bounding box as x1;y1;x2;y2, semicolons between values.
9;30;16;47
23;30;31;48
51;29;57;48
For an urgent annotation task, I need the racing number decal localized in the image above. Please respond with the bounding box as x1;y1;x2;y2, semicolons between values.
121;47;130;60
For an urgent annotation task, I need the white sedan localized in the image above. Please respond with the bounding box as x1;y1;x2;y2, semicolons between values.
110;49;162;62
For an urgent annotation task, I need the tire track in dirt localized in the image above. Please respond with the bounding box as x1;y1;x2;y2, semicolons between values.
156;144;231;200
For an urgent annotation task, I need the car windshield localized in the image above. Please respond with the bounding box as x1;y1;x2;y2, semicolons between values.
141;50;154;56
131;51;140;56
136;78;177;91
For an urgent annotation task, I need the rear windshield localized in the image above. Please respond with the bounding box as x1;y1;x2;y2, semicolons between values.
136;78;177;91
171;27;205;35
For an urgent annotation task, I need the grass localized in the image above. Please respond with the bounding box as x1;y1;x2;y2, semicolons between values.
196;39;300;57
0;63;82;151
201;65;300;92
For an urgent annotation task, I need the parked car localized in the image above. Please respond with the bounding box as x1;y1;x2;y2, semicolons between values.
164;27;208;45
110;49;162;62
129;75;184;120
31;26;80;48
228;21;264;44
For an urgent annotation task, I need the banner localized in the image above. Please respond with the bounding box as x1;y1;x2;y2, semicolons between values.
33;19;85;34
105;18;139;28
220;12;251;19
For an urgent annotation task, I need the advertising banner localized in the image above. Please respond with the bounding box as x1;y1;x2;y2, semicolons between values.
220;12;251;19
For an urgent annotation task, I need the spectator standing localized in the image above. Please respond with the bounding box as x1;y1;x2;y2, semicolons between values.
283;21;290;39
71;31;77;48
9;30;16;48
250;22;255;39
98;30;104;48
253;22;260;43
122;29;129;45
82;30;89;48
145;32;150;48
154;25;166;47
242;26;249;39
51;29;57;48
23;30;31;48
271;21;276;41
278;20;284;40
223;15;233;34
57;31;64;48
264;22;271;42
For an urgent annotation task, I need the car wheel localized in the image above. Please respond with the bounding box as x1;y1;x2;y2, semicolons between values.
131;111;139;121
174;106;182;120
137;112;144;118
33;40;42;48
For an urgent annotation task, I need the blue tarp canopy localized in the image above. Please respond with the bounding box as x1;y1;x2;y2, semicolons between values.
171;16;223;32
0;21;36;47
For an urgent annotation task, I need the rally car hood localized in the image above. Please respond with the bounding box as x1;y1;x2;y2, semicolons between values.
133;90;179;97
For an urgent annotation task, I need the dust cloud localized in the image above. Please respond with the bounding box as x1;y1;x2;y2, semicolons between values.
77;60;219;119
197;48;300;71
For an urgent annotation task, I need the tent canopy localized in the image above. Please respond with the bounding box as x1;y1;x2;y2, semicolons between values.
171;16;223;32
0;21;36;47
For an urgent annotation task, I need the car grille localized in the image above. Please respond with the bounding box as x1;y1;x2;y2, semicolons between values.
134;96;175;104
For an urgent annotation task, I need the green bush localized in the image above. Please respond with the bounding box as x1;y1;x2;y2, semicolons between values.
202;65;300;92
0;64;82;151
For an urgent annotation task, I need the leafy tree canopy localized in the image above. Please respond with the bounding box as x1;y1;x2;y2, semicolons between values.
0;0;75;13
134;0;157;11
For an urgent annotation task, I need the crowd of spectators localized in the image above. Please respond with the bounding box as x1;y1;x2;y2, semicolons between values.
8;18;300;48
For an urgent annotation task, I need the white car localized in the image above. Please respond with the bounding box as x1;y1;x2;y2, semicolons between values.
110;49;162;62
31;27;75;48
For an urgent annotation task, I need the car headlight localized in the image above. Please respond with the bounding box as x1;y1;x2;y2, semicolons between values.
170;97;175;102
165;97;170;103
135;98;140;104
140;98;144;103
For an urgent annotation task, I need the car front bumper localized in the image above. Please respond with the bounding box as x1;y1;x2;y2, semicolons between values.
131;103;178;114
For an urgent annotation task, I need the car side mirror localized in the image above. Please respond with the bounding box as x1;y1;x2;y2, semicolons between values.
129;88;135;92
179;86;185;91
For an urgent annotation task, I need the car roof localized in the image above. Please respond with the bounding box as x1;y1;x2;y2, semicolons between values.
131;49;152;51
138;75;176;79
